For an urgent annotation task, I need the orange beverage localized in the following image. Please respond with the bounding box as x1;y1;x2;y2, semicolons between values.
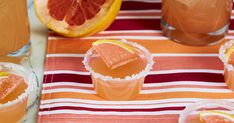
179;100;234;123
0;0;30;63
83;40;154;100
161;0;233;46
220;40;234;91
0;62;32;123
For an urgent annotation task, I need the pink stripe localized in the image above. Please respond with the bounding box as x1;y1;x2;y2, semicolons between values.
45;57;223;72
38;114;179;123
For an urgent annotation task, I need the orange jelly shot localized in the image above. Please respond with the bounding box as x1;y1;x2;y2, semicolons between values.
83;40;154;100
0;63;32;123
220;40;234;91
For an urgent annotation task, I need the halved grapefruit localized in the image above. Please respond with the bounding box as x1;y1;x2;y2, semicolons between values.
92;40;139;69
200;110;234;123
34;0;122;37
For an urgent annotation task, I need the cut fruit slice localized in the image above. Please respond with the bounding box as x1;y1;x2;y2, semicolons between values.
34;0;122;37
200;110;234;123
225;46;234;65
0;74;23;102
92;40;139;69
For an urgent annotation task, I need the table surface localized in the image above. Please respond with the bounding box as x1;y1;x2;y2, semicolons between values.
22;1;48;122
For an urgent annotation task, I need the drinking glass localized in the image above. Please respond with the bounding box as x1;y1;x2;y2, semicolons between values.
0;0;31;63
161;0;233;46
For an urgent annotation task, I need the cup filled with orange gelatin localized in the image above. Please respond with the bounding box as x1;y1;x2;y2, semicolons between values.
220;40;234;91
161;0;233;46
0;62;33;123
83;39;154;100
179;100;234;123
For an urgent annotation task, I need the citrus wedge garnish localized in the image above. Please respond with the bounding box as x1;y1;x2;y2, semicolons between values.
34;0;122;37
92;40;139;69
200;110;234;123
0;74;22;102
225;46;234;65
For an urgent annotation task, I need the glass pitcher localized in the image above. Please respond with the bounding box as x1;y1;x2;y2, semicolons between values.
0;0;31;63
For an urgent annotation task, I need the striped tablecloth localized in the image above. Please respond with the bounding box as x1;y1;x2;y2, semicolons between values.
38;0;234;123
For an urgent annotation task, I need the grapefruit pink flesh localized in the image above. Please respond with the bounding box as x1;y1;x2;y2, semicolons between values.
48;0;106;26
200;111;234;123
92;40;139;69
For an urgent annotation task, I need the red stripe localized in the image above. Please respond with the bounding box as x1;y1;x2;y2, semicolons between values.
43;73;224;84
121;1;161;10
107;19;161;30
39;106;185;112
107;19;234;31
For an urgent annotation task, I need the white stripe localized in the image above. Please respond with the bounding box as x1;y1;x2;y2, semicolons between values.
39;110;180;115
116;16;161;19
99;30;163;34
43;82;93;88
42;88;96;94
49;35;234;41
119;10;161;13
40;98;234;105
143;81;226;87
122;0;161;3
42;81;225;89
40;102;190;109
46;53;219;58
44;70;90;75
49;36;169;40
140;88;232;94
44;69;223;76
41;87;231;95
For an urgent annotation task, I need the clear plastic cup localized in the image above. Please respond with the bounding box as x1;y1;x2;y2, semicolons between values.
219;40;234;91
179;100;234;123
0;62;33;123
83;40;154;100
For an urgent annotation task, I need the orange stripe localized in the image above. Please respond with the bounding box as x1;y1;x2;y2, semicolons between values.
45;57;223;72
42;85;227;91
47;39;227;54
38;114;178;123
40;92;234;101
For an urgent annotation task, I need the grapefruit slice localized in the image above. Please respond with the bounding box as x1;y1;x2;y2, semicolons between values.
225;46;234;65
200;110;234;123
92;40;139;69
34;0;122;37
0;73;22;102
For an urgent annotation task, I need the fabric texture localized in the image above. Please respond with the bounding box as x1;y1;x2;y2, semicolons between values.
38;0;234;123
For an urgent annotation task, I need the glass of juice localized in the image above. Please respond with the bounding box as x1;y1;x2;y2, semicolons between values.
0;62;33;123
179;100;234;123
0;0;31;63
83;40;154;100
161;0;233;46
220;40;234;91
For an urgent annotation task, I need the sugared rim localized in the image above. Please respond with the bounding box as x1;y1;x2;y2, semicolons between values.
83;39;154;81
179;99;234;123
0;62;33;108
219;40;234;71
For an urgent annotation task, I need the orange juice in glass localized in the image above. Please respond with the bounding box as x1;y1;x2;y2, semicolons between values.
0;0;31;63
0;62;32;123
83;40;154;100
220;40;234;91
161;0;233;46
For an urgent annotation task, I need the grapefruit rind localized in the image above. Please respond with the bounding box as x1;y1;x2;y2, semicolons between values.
0;72;9;77
92;40;136;54
34;0;122;37
200;110;234;122
225;46;234;60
